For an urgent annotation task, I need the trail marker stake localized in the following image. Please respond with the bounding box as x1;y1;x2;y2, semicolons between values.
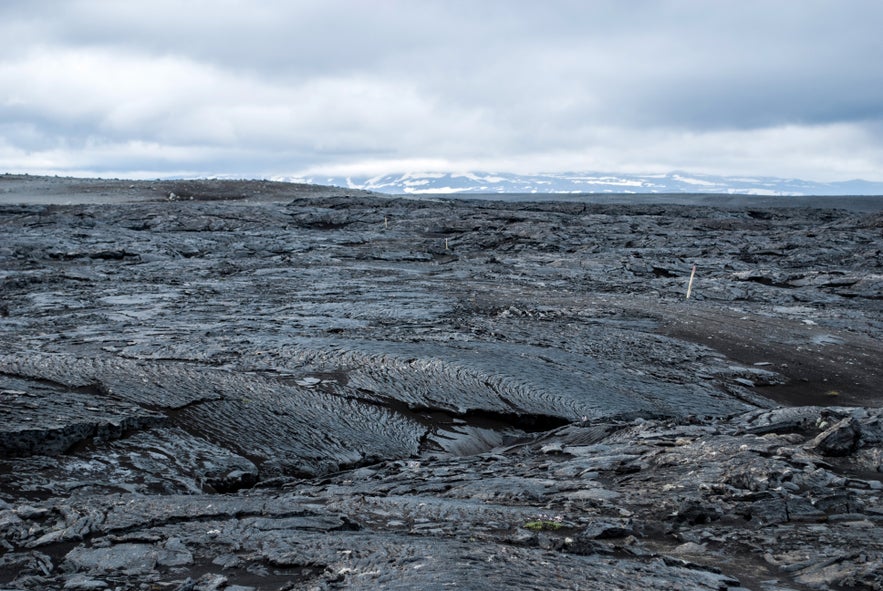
686;264;697;299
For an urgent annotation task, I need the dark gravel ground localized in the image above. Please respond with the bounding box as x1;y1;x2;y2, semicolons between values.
0;175;881;590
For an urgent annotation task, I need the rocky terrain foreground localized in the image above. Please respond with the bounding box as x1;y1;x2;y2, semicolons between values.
1;175;881;590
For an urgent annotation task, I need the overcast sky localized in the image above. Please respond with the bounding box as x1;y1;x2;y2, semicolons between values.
2;0;883;181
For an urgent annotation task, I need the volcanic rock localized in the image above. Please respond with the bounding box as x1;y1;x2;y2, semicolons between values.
0;177;881;590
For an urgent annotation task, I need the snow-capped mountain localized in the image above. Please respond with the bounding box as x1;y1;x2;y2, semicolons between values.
286;171;883;196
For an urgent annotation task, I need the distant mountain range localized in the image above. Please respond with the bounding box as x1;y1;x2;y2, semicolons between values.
285;171;883;196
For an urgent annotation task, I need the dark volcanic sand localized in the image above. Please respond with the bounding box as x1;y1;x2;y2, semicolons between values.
1;175;882;590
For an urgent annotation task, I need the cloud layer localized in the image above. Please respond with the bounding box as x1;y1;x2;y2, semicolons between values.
2;0;883;181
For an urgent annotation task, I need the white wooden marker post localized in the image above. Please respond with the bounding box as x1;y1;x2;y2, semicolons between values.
686;264;697;299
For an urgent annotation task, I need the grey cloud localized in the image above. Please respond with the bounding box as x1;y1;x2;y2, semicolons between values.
9;1;883;128
2;0;883;179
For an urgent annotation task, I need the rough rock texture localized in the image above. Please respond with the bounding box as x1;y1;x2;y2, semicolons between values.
1;408;881;590
1;177;881;590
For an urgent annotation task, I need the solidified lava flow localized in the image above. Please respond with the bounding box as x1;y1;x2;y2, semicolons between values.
1;176;882;590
